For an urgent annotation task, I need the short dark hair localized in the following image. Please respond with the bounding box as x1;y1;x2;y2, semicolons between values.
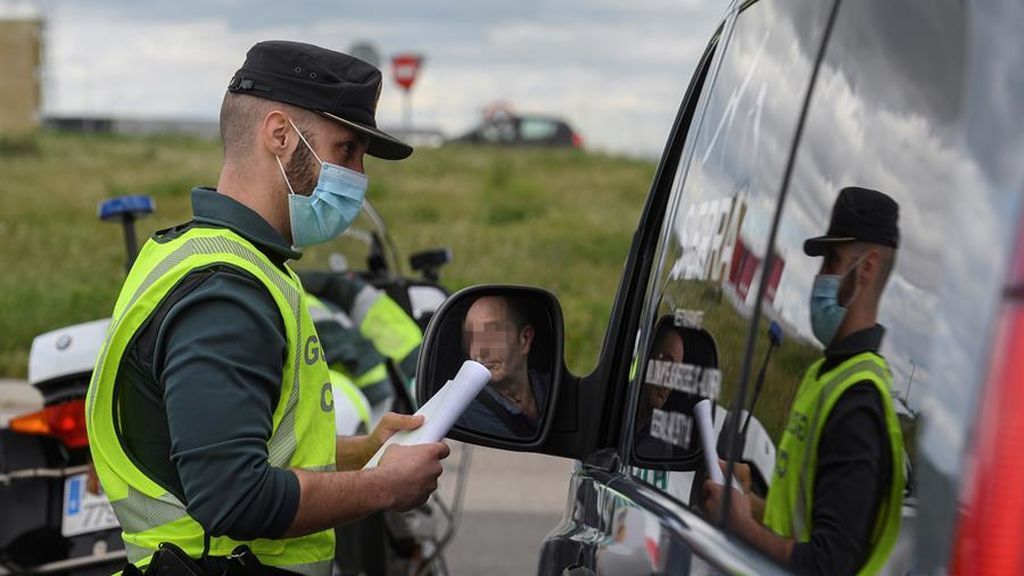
219;92;317;159
502;296;531;331
652;316;683;352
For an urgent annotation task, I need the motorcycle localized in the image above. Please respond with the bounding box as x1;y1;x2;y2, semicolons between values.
0;195;467;576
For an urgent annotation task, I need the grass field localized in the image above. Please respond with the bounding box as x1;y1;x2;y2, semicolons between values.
0;132;655;380
1;131;859;443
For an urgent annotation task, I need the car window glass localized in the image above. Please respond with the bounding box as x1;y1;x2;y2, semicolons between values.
770;0;986;565
520;118;559;141
480;118;516;143
626;0;834;506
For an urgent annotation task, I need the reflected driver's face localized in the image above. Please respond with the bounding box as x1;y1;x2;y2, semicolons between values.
646;329;684;409
463;296;531;385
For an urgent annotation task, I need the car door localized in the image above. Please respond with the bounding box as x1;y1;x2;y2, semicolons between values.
602;0;978;574
408;0;1019;572
538;0;839;573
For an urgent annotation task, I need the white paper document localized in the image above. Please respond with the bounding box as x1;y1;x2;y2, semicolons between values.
364;360;491;469
694;399;724;484
694;399;743;494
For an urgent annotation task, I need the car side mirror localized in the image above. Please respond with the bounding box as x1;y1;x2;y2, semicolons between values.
416;285;564;446
631;314;724;471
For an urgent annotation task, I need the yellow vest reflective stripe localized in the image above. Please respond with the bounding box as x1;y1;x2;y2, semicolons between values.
762;353;905;575
349;285;423;363
85;227;336;574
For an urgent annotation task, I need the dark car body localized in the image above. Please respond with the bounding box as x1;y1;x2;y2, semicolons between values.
417;0;1024;574
453;113;583;148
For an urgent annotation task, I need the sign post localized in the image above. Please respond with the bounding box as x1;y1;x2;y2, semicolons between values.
348;41;382;69
391;53;424;131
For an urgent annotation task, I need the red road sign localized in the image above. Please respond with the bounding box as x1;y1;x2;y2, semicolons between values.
392;54;424;91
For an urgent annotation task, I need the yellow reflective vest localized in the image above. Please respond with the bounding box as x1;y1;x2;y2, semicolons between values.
763;353;905;575
85;227;337;575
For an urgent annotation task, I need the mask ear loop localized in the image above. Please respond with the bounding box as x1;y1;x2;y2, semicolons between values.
276;156;297;196
288;118;325;165
840;252;870;308
277;117;323;197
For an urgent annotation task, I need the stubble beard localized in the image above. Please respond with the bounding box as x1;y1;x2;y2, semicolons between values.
284;137;319;198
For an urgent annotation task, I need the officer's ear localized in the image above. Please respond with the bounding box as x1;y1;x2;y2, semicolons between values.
261;109;297;161
857;247;881;292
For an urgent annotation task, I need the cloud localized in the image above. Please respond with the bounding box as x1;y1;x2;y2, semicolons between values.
42;0;723;156
650;0;1021;484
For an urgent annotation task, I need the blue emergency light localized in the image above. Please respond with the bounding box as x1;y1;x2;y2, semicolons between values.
98;195;155;221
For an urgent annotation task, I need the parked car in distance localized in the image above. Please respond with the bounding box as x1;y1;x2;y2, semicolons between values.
452;111;583;149
415;0;1024;574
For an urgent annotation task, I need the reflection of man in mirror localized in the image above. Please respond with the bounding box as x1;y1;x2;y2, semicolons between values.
704;187;906;575
458;295;550;438
636;321;683;456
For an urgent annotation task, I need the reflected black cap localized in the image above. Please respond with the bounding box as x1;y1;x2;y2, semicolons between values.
803;186;900;256
228;40;412;160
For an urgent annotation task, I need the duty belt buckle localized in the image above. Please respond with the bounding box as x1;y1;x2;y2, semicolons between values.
224;545;259;576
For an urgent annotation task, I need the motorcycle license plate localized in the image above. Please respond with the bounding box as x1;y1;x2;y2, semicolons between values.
61;473;120;537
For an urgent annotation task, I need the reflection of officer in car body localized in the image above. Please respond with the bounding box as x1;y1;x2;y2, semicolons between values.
458;295;550;438
704;187;906;576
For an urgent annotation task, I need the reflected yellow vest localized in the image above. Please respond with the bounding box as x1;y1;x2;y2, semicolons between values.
763;353;904;575
85;227;337;575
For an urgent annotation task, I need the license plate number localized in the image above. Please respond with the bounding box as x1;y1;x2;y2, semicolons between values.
62;473;120;537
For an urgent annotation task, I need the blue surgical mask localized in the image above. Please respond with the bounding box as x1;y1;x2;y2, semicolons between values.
809;256;864;347
276;119;367;248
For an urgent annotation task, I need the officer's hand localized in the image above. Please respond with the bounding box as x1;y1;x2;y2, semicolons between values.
377;442;450;512
703;479;754;531
369;413;424;452
719;458;753;494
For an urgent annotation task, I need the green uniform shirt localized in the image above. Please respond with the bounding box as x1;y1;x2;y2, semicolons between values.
115;187;303;540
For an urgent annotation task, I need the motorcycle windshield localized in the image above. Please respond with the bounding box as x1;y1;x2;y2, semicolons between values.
292;201;401;279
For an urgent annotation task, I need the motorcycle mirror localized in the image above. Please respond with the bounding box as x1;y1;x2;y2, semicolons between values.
328;253;349;273
410;248;453;282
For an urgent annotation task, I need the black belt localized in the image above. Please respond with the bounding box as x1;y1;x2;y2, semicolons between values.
124;544;300;576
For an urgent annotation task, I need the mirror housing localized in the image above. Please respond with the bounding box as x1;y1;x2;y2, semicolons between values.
416;285;565;449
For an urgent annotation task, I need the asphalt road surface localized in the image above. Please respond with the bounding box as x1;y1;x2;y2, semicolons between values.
440;444;575;575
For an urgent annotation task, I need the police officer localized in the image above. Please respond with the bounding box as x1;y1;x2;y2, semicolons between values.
704;187;906;576
85;41;449;575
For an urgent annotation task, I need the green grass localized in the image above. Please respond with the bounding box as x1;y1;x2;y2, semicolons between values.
0;133;654;379
660;282;821;441
0;132;826;444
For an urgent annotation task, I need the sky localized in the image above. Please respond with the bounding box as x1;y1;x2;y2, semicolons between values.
28;0;729;157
